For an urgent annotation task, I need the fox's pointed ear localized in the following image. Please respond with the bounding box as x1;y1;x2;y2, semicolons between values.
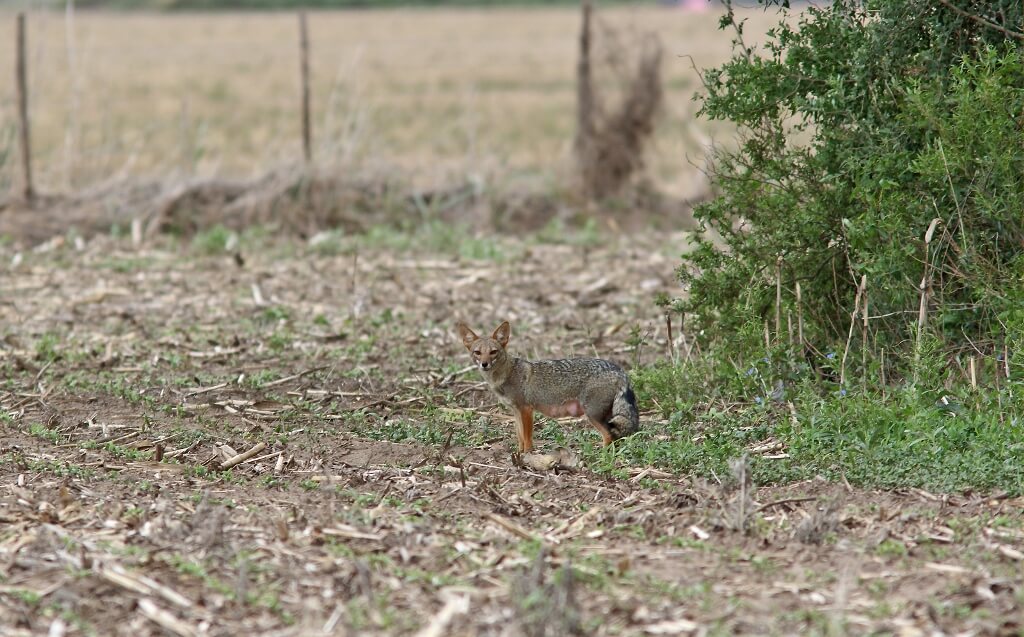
456;322;478;350
492;321;511;348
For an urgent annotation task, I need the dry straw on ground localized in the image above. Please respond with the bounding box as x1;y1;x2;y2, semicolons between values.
2;231;1023;635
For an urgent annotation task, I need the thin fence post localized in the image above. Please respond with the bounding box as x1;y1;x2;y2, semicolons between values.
299;12;312;164
15;12;34;203
574;0;595;182
64;0;80;188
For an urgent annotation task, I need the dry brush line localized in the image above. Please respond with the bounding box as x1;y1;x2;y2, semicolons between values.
0;166;443;242
142;168;377;238
0;166;705;246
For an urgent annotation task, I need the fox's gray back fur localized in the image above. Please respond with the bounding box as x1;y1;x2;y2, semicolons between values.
492;356;640;441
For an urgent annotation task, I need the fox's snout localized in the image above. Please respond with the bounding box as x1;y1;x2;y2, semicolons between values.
471;345;501;371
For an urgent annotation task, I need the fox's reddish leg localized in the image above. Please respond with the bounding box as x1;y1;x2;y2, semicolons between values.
517;407;535;452
588;417;614;446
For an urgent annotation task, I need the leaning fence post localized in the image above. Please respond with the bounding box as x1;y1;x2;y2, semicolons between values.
15;12;35;203
299;12;312;164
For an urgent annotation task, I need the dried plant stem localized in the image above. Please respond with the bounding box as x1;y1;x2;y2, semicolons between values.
679;311;694;366
796;282;805;352
220;442;268;470
994;352;1003;421
937;138;967;252
860;275;868;394
969;356;977;391
840;276;864;389
350;251;359;294
914;218;942;384
665;312;675;363
880;347;887;397
775;254;783;343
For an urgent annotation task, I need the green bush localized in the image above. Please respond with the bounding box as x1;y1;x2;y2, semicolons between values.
646;2;1024;494
679;0;1024;377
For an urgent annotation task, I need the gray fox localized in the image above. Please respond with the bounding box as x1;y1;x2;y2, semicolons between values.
456;320;639;452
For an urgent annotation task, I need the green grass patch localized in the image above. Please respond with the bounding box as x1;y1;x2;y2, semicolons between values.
22;458;97;479
191;225;236;255
28;423;62;444
359;220;514;262
630;361;1024;494
97;256;156;273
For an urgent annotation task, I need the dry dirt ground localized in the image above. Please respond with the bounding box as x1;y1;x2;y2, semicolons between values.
2;230;1024;636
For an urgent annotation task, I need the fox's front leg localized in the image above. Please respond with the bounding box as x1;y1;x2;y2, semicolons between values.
514;407;535;452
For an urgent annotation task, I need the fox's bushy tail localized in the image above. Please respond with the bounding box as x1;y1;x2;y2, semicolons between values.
607;386;640;441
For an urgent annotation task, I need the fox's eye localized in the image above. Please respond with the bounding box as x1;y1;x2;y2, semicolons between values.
473;350;481;356
489;349;498;356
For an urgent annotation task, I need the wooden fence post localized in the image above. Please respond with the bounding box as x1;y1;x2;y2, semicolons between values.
299;12;312;164
15;12;35;203
574;0;594;181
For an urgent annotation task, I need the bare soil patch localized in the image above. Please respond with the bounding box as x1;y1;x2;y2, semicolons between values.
2;230;1023;636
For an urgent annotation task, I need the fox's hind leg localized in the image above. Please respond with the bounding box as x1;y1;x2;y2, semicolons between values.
587;417;615;447
606;387;640;442
583;386;638;446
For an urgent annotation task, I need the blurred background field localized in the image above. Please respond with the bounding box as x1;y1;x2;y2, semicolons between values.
0;5;780;196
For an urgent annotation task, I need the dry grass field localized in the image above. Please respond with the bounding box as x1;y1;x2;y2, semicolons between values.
0;6;781;193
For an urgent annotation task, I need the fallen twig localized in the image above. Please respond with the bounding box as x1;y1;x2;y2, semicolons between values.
137;598;199;637
99;564;192;608
413;591;471;637
321;524;384;542
219;442;268;470
754;496;818;514
485;513;542;543
261;365;328;388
